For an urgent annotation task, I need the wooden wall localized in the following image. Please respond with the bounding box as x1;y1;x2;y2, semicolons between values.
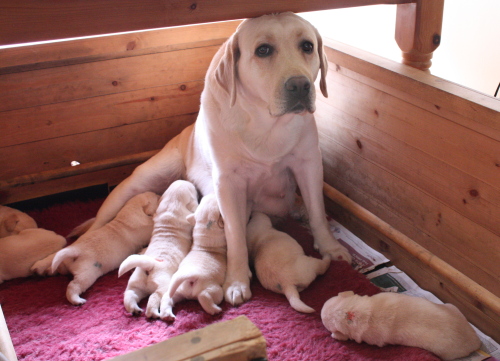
317;39;500;339
0;21;240;204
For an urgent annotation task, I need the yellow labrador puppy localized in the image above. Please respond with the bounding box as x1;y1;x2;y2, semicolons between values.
118;180;198;319
168;194;227;315
321;291;481;360
247;211;330;313
0;229;66;283
51;192;159;305
78;12;351;306
0;205;37;238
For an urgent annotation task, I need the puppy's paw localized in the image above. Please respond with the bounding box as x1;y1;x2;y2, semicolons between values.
160;308;176;321
223;280;251;306
68;294;87;306
145;307;160;319
31;254;56;276
316;242;352;264
125;303;143;316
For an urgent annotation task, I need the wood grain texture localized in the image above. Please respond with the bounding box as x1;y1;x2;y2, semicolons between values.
0;0;412;46
108;316;266;361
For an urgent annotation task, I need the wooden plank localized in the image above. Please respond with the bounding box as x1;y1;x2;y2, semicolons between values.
108;315;266;361
0;0;413;46
0;80;203;148
1;163;136;205
0;21;240;72
324;197;500;343
323;39;500;135
318;133;500;296
0;305;17;361
0;150;157;190
0;113;196;180
317;74;500;237
333;63;500;143
0;45;218;112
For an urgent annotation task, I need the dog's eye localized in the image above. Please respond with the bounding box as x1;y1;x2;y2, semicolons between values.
301;41;314;54
255;44;273;58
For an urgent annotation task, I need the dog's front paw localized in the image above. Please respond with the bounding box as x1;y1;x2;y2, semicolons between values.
223;279;252;306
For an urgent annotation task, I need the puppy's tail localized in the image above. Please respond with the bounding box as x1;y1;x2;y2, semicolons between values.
283;285;315;313
168;273;198;298
51;247;80;274
67;218;95;239
118;255;157;277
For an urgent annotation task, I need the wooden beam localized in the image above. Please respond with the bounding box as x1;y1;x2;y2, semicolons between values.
108;316;267;361
395;0;444;71
0;0;413;46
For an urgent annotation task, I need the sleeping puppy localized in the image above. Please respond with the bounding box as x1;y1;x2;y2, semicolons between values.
321;291;481;360
76;12;351;306
51;192;159;305
118;180;198;319
168;194;226;315
247;211;330;313
0;228;66;283
0;205;37;238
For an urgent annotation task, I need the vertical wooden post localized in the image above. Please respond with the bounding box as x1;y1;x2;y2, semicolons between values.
395;0;444;72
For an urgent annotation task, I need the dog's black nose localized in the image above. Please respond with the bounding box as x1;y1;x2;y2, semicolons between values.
284;76;311;98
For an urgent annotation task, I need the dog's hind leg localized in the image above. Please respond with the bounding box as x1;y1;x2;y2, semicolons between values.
66;268;102;305
145;291;163;318
198;285;223;315
123;268;150;314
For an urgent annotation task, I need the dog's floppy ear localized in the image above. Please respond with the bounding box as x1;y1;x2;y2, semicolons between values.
214;33;240;107
315;27;329;98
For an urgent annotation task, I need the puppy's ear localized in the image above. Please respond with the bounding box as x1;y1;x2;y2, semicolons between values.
214;33;240;107
315;27;329;98
4;214;19;232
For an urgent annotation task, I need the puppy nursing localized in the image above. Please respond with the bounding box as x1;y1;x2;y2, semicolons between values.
51;192;160;305
118;180;198;319
168;194;227;315
247;212;330;313
321;291;481;360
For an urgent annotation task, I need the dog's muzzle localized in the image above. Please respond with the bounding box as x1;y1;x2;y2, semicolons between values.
283;76;314;114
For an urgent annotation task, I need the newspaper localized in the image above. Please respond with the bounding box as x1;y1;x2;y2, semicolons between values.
367;266;500;361
327;218;389;274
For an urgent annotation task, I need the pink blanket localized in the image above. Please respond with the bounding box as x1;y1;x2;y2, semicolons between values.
0;194;439;361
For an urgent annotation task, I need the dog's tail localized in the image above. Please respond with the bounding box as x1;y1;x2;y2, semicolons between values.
283;285;315;313
66;218;96;239
118;255;157;277
168;272;198;298
51;247;80;274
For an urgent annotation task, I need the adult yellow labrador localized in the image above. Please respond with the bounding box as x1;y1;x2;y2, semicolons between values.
84;12;352;305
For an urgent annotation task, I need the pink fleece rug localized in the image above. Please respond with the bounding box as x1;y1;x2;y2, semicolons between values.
0;191;440;361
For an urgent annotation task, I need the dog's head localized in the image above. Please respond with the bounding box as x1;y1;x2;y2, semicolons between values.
213;12;328;117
